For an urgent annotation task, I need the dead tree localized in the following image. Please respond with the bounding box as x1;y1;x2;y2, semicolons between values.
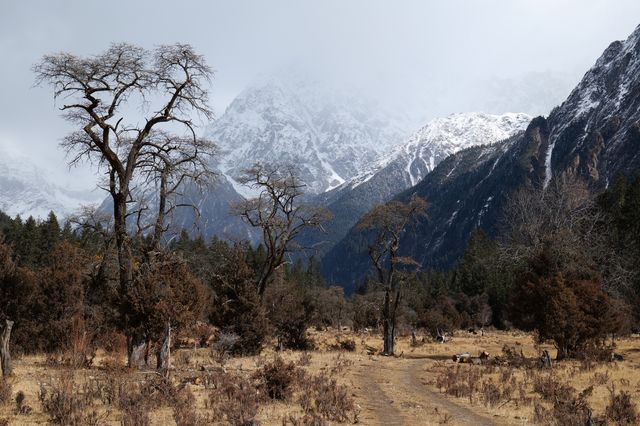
356;195;427;355
34;43;215;367
233;164;331;297
0;320;13;377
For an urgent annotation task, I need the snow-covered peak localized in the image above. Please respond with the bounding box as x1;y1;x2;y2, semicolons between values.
345;112;531;189
543;24;640;188
205;76;410;194
0;145;101;219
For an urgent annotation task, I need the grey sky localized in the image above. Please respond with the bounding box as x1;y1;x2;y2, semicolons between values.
1;0;640;189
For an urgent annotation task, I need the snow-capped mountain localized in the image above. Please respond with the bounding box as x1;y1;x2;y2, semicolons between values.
205;77;410;195
323;23;640;292
300;112;530;256
0;146;100;219
543;24;640;188
342;112;531;191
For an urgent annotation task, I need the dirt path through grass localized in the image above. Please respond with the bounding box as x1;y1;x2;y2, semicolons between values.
401;359;497;425
351;357;499;425
351;360;405;425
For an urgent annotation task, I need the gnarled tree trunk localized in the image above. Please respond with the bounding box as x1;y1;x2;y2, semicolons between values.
157;322;171;377
128;333;147;369
382;288;394;355
1;320;14;377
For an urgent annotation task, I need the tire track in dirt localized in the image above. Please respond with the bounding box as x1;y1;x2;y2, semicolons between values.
352;358;498;425
402;359;497;426
352;362;405;425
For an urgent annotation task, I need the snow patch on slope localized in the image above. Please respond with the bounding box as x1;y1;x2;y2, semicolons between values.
344;112;531;190
205;77;410;194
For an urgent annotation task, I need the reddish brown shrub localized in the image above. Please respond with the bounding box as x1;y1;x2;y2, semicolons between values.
606;387;638;425
253;356;301;401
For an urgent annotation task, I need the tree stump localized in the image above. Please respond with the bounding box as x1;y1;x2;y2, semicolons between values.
1;319;14;377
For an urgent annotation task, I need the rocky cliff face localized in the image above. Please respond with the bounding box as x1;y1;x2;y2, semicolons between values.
322;24;640;292
544;25;640;188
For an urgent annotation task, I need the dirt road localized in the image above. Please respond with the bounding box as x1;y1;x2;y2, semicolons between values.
351;357;508;425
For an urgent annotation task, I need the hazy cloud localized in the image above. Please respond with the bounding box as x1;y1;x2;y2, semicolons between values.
1;0;639;188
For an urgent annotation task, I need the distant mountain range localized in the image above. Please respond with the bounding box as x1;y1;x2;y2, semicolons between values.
323;24;640;293
204;77;411;195
0;147;101;219
301;112;530;256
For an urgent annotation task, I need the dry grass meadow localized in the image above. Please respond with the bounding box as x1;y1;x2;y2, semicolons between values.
1;329;639;425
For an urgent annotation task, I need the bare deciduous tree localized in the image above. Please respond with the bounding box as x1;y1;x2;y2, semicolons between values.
357;194;427;355
500;178;634;295
34;43;216;366
233;164;331;297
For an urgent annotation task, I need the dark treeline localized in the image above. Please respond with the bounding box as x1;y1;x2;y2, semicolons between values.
0;176;639;361
0;214;349;359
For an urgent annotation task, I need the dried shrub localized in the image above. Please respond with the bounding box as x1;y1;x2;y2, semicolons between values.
283;412;326;425
492;344;531;368
212;331;241;361
171;386;207;426
205;369;259;426
15;390;32;415
253;356;301;401
592;371;610;385
121;402;150;426
533;382;596;425
605;387;638;425
298;371;359;423
330;339;356;352
296;352;312;367
0;378;11;405
329;353;353;375
480;380;502;407
532;374;576;402
95;331;127;356
436;366;481;403
39;373;100;425
66;314;96;368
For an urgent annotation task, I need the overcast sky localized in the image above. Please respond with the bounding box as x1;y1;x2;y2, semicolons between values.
1;0;640;189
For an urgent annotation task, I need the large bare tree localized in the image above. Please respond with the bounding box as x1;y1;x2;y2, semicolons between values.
500;178;634;295
233;164;331;297
34;43;216;366
357;194;427;355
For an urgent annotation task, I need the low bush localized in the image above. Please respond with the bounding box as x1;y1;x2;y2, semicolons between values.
606;387;638;425
533;383;596;425
0;378;11;405
38;373;101;426
205;369;259;426
253;356;301;401
298;371;359;423
15;390;32;415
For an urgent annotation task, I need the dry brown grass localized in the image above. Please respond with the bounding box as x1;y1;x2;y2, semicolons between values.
0;329;639;425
